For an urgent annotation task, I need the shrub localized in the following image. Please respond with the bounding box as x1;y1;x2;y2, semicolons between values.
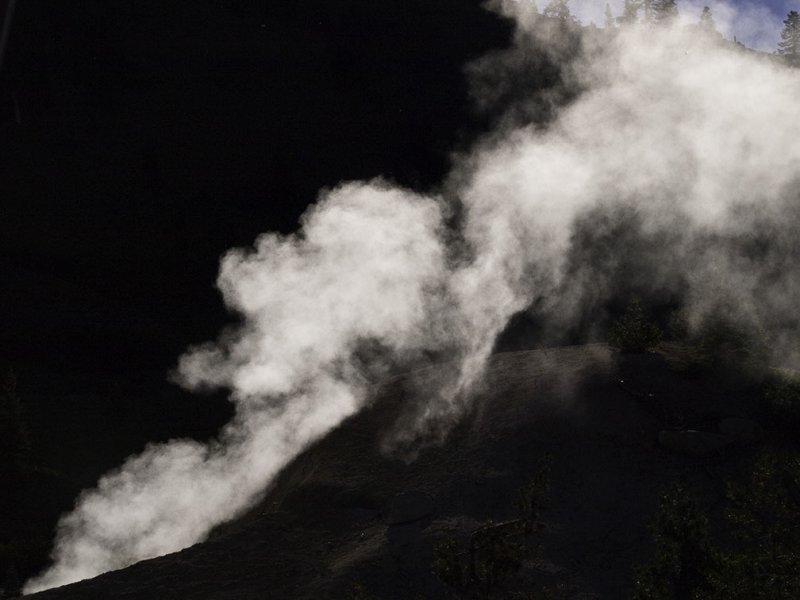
432;521;529;599
432;459;551;598
694;318;769;380
609;299;662;353
664;313;770;382
711;452;800;600
630;481;715;600
632;452;800;600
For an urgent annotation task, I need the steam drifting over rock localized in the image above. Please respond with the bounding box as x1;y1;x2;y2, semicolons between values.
26;7;800;593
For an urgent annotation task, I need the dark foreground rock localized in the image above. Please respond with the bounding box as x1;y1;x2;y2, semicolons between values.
718;417;764;445
387;491;435;526
27;346;767;600
657;429;732;457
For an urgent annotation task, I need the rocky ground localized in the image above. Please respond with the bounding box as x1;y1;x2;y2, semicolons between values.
23;345;774;599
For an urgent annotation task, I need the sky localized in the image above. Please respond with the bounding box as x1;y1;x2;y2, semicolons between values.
563;0;799;51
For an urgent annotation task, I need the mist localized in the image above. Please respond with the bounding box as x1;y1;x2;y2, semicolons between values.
568;0;783;51
25;5;800;593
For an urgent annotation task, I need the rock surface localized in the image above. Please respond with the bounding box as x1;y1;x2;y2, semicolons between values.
387;491;435;526
718;417;764;444
658;429;732;457
26;346;768;600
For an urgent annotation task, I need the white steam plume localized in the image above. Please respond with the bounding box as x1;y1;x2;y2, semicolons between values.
27;10;800;594
25;182;453;591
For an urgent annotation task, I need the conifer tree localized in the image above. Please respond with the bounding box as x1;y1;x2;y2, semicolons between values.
699;6;715;32
642;0;654;26
617;0;640;26
653;0;678;24
542;0;576;23
778;11;800;59
605;3;616;29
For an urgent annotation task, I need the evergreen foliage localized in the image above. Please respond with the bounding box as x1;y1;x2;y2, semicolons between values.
618;0;640;26
432;458;551;598
713;453;800;599
693;317;769;381
653;0;678;24
667;310;769;381
432;523;529;599
631;482;715;600
605;3;616;29
777;11;800;58
699;7;716;33
542;0;577;24
642;0;654;26
633;454;800;599
608;299;662;353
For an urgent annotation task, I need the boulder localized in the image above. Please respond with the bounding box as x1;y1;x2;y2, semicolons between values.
718;417;764;444
387;491;435;526
658;429;732;457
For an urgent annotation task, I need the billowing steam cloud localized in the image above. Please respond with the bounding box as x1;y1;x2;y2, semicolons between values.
26;5;800;593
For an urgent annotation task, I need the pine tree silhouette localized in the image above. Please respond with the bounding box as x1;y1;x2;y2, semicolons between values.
653;0;678;24
699;7;715;32
605;3;616;29
617;0;640;26
542;0;576;24
778;11;800;61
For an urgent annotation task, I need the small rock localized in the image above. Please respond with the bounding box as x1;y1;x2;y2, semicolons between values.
387;491;435;526
658;429;732;457
718;417;764;444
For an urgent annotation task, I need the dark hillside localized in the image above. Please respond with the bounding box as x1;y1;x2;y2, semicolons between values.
25;346;785;599
5;4;800;598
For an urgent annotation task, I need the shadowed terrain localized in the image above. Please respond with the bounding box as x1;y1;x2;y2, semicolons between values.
5;3;800;599
24;344;774;599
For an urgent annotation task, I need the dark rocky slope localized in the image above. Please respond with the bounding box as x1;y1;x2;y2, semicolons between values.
27;345;769;599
